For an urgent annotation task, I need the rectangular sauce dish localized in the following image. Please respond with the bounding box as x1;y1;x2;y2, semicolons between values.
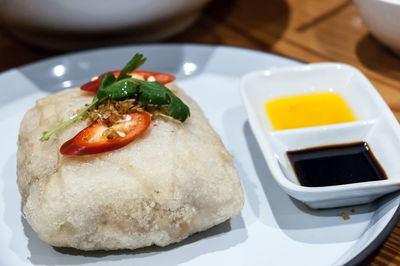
240;63;400;209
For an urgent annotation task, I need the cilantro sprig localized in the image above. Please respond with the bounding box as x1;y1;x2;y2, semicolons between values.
40;53;190;141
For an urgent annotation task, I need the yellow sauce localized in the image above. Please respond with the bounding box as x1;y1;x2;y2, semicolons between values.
265;92;356;130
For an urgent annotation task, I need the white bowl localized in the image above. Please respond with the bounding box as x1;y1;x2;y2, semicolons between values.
0;0;210;50
355;0;400;55
240;63;400;209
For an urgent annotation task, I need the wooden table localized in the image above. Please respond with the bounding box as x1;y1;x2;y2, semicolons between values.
1;0;400;265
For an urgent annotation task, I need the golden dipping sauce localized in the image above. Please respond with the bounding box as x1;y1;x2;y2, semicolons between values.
265;92;356;130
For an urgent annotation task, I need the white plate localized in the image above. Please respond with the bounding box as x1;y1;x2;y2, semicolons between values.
240;63;400;209
0;44;399;266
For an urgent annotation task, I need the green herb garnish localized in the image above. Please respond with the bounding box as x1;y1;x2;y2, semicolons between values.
117;53;146;81
40;53;190;141
133;79;190;122
94;73;139;102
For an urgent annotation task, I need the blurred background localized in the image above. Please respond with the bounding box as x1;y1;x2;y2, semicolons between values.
1;0;400;264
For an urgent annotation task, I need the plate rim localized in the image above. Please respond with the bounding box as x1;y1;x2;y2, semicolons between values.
6;43;400;265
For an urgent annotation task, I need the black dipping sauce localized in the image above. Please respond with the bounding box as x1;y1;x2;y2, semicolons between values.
287;142;387;187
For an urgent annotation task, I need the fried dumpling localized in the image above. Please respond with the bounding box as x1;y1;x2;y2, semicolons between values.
17;83;244;250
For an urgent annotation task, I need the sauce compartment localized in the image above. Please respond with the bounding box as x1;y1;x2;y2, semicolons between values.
269;120;400;187
241;64;380;133
240;63;400;208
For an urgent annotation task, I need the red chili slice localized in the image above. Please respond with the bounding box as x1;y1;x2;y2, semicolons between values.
60;111;151;156
80;70;176;92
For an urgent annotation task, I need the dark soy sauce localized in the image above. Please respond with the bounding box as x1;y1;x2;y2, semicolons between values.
287;142;387;187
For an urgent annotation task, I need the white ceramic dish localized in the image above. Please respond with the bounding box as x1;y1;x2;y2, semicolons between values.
355;0;400;55
240;63;400;209
1;45;400;266
0;0;210;49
